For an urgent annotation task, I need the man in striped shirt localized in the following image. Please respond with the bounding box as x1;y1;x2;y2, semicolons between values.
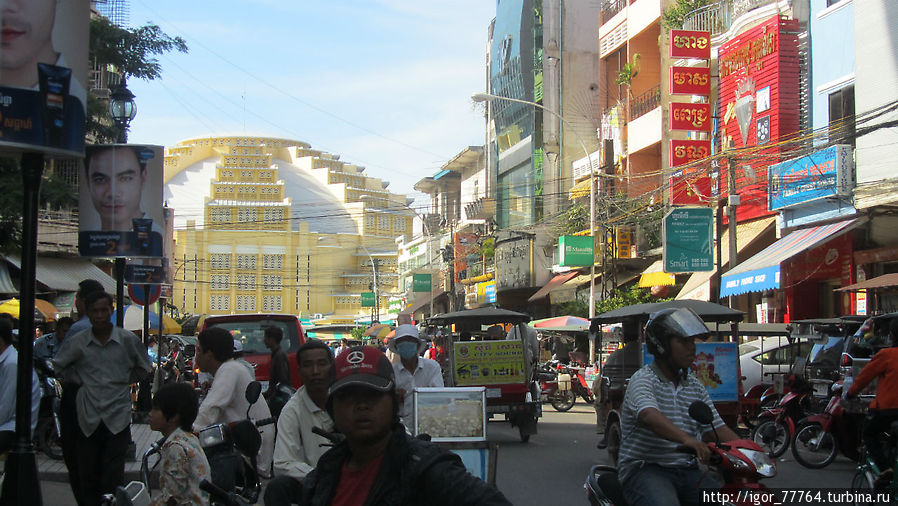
618;308;739;506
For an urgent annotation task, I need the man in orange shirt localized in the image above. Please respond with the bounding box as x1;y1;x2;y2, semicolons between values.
848;318;898;484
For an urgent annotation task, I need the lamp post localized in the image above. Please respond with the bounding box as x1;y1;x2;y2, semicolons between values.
108;77;137;327
471;92;600;322
360;195;435;318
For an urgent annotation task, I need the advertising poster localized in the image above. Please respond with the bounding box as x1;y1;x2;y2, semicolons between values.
453;340;526;386
644;342;739;402
0;0;88;156
79;145;165;257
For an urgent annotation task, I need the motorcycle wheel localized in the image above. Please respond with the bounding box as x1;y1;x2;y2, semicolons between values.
38;421;63;460
550;390;575;412
791;422;837;469
850;469;874;506
752;419;790;457
606;421;622;465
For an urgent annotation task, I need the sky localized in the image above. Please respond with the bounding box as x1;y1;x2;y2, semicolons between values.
125;0;497;202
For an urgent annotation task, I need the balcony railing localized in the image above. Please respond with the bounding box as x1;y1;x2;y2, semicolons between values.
601;0;628;22
630;85;661;121
682;0;777;37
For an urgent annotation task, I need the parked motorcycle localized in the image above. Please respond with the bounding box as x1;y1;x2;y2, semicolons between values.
750;374;813;457
791;381;864;469
585;401;776;506
537;361;594;412
198;381;275;505
33;358;63;460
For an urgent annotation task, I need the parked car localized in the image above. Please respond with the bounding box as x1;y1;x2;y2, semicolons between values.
200;314;306;389
739;335;813;393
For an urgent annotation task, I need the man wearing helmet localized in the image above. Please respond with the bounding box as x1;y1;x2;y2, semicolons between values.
618;307;739;506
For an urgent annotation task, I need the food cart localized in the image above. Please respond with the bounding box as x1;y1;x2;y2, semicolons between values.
590;300;744;463
427;307;541;442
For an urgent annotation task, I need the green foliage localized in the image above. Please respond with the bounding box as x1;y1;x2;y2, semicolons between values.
662;0;711;30
615;54;641;87
350;326;366;340
556;298;589;319
595;285;670;315
90;18;188;81
480;238;495;260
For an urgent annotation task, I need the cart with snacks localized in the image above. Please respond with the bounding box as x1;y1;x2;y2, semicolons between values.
427;307;541;443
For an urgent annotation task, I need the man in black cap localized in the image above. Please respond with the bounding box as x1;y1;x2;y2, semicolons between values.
300;346;511;505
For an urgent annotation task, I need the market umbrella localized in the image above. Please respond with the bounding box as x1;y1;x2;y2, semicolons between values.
0;298;46;323
531;315;589;329
363;324;393;339
112;305;182;334
34;299;60;321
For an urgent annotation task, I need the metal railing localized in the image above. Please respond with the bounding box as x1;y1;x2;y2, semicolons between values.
682;0;777;37
601;0;628;22
630;85;661;121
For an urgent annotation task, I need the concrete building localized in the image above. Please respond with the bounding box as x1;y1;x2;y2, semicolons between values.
164;135;412;321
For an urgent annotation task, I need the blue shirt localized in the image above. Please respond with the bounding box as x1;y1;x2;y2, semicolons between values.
0;345;41;433
33;332;62;362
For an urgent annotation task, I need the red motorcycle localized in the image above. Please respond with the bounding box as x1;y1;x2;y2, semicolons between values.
586;401;777;506
790;381;864;468
537;362;593;412
750;374;813;457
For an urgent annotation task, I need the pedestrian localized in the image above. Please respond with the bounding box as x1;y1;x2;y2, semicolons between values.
33;316;74;362
0;318;41;454
388;324;443;430
52;291;152;506
147;382;211;506
263;326;292;402
264;339;336;506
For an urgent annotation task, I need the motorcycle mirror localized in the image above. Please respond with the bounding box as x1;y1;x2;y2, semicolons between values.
688;401;714;425
245;381;262;405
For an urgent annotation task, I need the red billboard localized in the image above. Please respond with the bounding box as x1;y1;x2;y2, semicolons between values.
717;16;801;223
669;103;713;132
670;173;713;206
670;140;711;167
670;30;711;59
670;67;711;96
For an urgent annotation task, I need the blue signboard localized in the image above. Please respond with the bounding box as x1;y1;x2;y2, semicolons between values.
643;341;739;402
769;145;853;211
720;264;780;298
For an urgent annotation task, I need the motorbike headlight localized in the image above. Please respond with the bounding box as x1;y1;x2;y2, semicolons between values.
739;448;777;478
198;424;227;448
725;453;751;472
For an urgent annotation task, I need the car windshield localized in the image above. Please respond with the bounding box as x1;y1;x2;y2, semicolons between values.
206;319;297;354
808;335;844;365
739;343;760;355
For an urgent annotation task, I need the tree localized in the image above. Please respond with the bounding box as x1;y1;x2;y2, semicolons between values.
661;0;711;30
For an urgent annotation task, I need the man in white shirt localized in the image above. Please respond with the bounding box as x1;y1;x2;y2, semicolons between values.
264;339;335;506
193;327;274;476
389;324;444;430
0;319;41;454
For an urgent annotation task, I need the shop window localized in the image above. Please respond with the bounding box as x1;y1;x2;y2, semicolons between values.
828;85;855;148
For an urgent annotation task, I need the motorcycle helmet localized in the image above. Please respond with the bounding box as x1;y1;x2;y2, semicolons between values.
644;307;709;357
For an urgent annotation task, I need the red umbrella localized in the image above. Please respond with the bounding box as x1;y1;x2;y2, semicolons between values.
532;315;589;328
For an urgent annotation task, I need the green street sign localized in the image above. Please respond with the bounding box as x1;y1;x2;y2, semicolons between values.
558;235;594;267
663;207;714;273
361;292;375;307
412;273;431;292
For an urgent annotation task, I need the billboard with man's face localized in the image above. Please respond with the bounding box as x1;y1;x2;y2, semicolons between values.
0;0;88;155
79;145;164;257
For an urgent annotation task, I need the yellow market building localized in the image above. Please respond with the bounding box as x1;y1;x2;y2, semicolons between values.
164;135;411;322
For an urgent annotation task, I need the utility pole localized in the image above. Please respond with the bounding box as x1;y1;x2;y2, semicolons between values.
727;157;738;308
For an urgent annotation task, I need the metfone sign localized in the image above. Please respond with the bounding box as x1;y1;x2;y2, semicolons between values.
412;273;431;293
669;30;711;59
558;235;594;267
663;207;714;273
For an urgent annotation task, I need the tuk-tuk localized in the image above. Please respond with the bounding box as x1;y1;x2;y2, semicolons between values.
792;316;867;399
428;307;541;442
590;300;744;463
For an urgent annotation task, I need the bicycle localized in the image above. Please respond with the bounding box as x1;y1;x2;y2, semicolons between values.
850;419;898;505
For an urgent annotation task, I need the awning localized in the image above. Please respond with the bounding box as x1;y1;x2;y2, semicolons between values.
0;261;16;294
836;273;898;292
399;290;447;315
720;218;863;298
6;255;117;294
676;217;776;301
637;260;675;287
564;270;640;288
569;179;593;200
528;271;580;301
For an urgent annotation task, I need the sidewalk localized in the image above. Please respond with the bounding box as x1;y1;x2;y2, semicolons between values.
38;423;162;482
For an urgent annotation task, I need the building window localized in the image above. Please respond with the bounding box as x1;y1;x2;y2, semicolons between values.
237;208;257;223
262;254;284;270
236;274;256;290
377;215;389;230
210;208;230;223
393;216;406;230
262;295;282;312
365;215;376;229
210;253;231;269
236;295;256;312
828;85;855;148
262;275;282;291
209;295;230;311
236;254;256;270
263;208;284;223
211;274;229;290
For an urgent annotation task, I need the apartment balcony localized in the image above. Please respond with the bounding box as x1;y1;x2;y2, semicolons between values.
627;86;662;154
601;0;627;22
682;0;778;37
630;85;661;121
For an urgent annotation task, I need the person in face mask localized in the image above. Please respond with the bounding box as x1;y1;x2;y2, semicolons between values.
389;325;444;429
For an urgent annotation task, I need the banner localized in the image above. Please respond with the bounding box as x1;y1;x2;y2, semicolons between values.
453;340;526;386
644;342;739;401
670;67;711;96
670;103;713;132
669;30;711;59
670;140;711;168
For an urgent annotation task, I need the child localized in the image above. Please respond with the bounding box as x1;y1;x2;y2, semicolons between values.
148;382;211;506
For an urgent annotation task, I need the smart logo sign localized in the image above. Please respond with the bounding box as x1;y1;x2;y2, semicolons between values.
558;235;594;267
718;16;801;223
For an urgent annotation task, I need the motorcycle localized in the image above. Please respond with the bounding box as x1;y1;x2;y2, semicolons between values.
750;374;813;457
197;381;275;505
33;358;63;460
585;401;777;506
791;381;864;469
537;361;594;412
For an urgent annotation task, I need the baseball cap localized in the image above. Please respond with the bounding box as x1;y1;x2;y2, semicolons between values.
329;346;395;396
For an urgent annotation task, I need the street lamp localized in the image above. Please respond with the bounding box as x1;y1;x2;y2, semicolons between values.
109;77;137;143
471;92;600;322
360;195;436;318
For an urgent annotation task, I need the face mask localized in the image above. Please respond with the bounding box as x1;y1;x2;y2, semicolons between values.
396;341;418;359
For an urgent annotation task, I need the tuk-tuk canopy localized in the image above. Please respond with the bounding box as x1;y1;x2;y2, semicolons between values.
427;307;531;326
590;299;744;325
